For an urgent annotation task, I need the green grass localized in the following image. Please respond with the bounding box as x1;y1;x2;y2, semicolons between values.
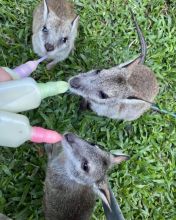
0;0;176;219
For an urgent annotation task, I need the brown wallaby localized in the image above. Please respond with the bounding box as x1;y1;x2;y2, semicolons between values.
69;10;159;121
32;0;79;69
44;133;129;220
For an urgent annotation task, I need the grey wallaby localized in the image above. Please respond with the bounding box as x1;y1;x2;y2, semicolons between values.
32;0;79;69
69;10;159;121
44;133;129;220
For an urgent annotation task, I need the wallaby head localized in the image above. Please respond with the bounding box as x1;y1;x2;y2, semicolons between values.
69;58;158;104
62;133;129;208
32;0;79;69
69;11;159;121
44;133;129;219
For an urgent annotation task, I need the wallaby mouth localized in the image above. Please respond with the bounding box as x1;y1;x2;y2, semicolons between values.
44;43;55;52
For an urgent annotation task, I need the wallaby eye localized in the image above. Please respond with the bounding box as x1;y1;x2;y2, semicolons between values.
99;91;109;99
81;159;89;172
87;141;96;146
42;26;48;33
62;37;68;43
127;96;139;100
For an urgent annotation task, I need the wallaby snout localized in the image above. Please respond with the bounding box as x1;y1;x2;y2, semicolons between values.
64;133;75;143
69;77;81;89
44;43;55;52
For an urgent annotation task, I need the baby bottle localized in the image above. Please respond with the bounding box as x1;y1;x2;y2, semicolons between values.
0;111;62;148
0;77;68;112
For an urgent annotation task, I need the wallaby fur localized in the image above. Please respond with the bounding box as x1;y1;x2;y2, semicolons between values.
69;11;159;121
44;133;129;220
32;0;79;69
0;214;12;220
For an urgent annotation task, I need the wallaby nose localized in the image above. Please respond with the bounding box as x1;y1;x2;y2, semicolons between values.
45;43;54;52
70;77;80;89
65;133;75;143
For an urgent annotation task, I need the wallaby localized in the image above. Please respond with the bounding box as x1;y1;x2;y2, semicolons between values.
69;10;159;121
32;0;79;70
44;133;129;220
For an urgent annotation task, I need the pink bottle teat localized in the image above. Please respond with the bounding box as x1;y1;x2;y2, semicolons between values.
31;126;63;144
13;56;47;78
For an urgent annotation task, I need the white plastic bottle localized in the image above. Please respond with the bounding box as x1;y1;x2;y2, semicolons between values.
0;77;68;112
0;111;62;148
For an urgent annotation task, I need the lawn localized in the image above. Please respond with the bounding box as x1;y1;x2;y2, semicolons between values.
0;0;176;219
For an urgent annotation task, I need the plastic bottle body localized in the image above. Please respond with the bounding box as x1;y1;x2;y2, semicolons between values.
0;78;42;112
0;111;31;147
0;68;13;81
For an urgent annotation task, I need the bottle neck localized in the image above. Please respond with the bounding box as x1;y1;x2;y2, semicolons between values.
37;81;69;100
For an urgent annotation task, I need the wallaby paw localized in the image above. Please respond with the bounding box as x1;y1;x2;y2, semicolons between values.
79;98;90;112
46;61;57;70
44;143;62;161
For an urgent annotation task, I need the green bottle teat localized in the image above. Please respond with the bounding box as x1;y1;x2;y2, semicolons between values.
38;81;69;99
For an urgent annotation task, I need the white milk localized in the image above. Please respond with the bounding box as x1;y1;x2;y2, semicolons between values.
0;78;41;112
0;111;31;147
0;78;69;112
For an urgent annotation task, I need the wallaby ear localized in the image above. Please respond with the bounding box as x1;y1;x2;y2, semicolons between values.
71;15;79;32
43;0;49;22
110;152;129;165
93;180;111;211
118;55;142;70
126;96;155;106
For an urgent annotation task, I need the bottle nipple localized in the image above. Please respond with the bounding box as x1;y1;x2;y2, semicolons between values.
31;126;63;144
13;56;47;78
38;81;69;99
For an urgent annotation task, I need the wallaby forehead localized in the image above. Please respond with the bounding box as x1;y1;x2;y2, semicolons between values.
88;146;110;166
88;150;110;179
47;15;71;35
78;140;109;161
97;73;127;91
48;0;75;19
99;68;127;84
